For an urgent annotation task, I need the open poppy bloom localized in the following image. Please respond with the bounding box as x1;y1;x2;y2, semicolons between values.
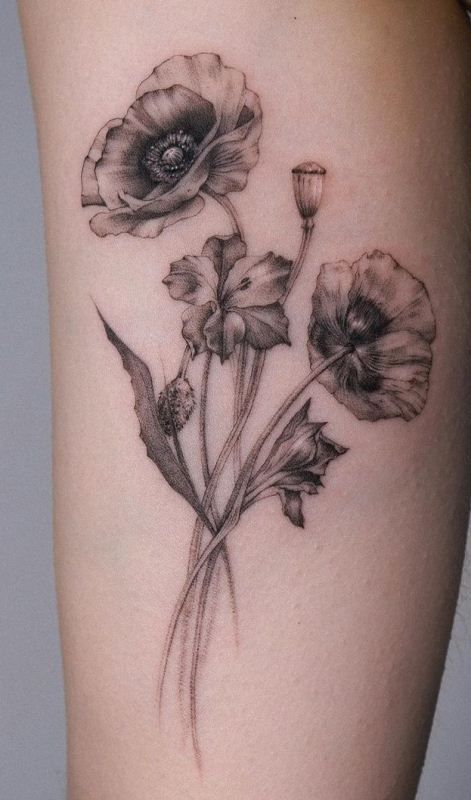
81;53;262;238
163;234;292;362
246;400;346;527
308;251;436;421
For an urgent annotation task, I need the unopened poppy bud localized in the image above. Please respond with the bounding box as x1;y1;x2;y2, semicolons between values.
157;377;195;435
292;161;326;227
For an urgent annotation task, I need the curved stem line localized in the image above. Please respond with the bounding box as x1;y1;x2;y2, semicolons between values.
202;186;245;240
200;351;212;487
160;219;318;713
233;341;248;474
159;348;351;710
190;553;218;766
177;345;192;379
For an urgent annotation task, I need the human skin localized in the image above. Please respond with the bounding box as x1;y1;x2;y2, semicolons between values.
19;1;470;798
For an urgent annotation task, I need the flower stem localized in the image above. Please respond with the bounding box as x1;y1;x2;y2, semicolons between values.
159;215;319;712
202;186;245;240
233;341;248;474
177;345;191;379
158;347;351;712
283;223;313;302
199;351;212;487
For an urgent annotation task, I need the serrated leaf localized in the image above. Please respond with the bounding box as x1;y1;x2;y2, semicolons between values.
97;309;207;522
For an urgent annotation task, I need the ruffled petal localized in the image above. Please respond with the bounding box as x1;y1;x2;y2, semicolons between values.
201;234;247;288
163;255;218;306
236;304;290;350
317;330;433;421
203;308;245;362
308;260;354;359
223;253;292;308
137;53;248;136
81;118;122;206
350;251;436;344
89;195;204;238
204;90;262;194
181;302;215;356
95;86;216;208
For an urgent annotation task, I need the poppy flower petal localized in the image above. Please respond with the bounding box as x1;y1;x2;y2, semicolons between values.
89;195;204;239
203;309;246;362
137;53;248;136
81;118;122;206
350;251;436;343
317;330;433;421
181;302;215;356
249;402;345;528
235;304;290;350
163;255;218;306
95;86;216;209
224;253;292;308
204;91;262;194
308;260;354;355
280;490;305;528
201;235;247;286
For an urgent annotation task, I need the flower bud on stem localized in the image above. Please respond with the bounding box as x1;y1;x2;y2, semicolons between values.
292;161;326;230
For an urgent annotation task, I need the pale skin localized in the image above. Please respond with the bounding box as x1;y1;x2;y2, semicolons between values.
19;1;471;798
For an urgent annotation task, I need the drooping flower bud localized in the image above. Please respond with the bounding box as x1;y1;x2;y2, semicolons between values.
156;377;195;435
292;161;326;228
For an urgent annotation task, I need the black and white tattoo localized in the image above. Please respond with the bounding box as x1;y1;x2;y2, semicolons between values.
82;53;436;766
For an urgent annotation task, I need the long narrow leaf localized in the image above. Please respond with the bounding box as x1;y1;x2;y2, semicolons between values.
97;309;206;522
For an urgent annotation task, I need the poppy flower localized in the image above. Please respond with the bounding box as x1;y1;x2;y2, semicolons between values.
307;251;436;421
163;234;292;362
81;53;262;238
245;400;346;527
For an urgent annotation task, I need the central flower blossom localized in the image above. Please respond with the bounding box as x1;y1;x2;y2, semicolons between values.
81;53;262;238
163;234;292;362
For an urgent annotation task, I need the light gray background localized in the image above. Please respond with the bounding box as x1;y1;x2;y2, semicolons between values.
1;3;470;798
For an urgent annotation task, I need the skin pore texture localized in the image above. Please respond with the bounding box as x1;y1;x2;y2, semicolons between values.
19;1;470;798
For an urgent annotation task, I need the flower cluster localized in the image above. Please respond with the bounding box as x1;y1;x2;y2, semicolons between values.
86;52;437;764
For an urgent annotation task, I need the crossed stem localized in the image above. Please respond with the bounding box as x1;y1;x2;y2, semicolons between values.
159;209;320;762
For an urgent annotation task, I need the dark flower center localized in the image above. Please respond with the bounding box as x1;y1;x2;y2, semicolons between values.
142;130;197;185
346;297;388;345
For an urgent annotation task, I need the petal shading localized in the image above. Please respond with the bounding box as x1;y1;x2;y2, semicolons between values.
203;308;246;361
204;90;262;194
280;490;305;528
163;255;218;305
137;53;250;136
81;118;122;206
223;253;292;308
201;234;247;289
95;86;216;208
350;251;436;344
308;253;436;422
89;195;205;238
236;304;290;350
181;303;215;356
248;401;346;528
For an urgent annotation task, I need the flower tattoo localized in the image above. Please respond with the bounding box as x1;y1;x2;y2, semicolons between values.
82;53;262;238
83;53;436;767
163;234;292;361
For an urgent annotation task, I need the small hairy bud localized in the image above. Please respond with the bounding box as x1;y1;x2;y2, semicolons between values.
156;377;195;435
